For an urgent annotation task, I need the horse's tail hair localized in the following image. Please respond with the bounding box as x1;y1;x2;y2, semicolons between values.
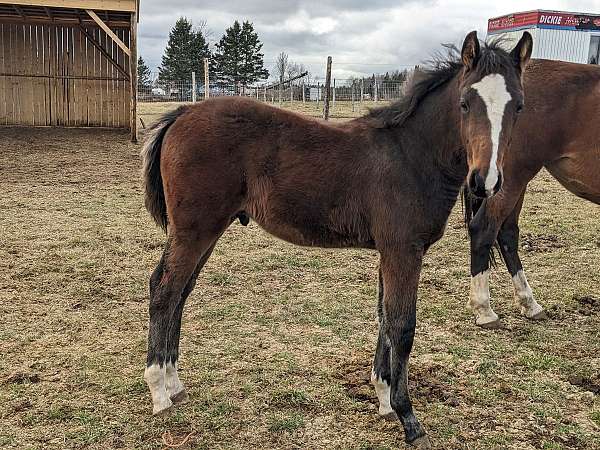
141;105;189;232
460;185;500;269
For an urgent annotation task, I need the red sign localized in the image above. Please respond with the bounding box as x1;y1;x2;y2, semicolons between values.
488;10;600;33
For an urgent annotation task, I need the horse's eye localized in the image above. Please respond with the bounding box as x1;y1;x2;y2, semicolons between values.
460;100;469;113
516;103;524;114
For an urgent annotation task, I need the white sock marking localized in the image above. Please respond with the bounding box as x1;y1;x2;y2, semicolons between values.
512;269;543;317
468;270;499;325
371;368;394;416
471;74;512;196
165;362;185;398
144;364;173;414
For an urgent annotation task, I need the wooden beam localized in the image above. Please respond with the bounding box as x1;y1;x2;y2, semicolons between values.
86;9;130;56
78;25;129;79
12;4;26;18
129;10;137;142
0;15;132;27
0;1;137;13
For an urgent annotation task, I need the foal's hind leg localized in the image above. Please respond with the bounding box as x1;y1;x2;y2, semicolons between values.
496;194;545;320
165;242;217;405
371;269;395;420
144;234;219;415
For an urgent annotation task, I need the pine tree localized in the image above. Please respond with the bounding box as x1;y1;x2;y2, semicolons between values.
138;56;152;89
159;17;210;83
212;20;268;87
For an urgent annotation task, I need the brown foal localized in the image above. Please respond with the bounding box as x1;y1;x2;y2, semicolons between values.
141;32;532;447
465;59;600;328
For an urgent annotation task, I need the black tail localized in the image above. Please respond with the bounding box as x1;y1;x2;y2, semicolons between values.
141;105;189;232
461;185;500;268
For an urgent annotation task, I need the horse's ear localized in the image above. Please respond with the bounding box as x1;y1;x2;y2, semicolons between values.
510;31;533;72
461;31;480;70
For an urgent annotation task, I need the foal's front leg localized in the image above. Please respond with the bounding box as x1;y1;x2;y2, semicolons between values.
379;247;430;448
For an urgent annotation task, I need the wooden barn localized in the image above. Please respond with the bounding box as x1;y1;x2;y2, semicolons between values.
0;0;139;141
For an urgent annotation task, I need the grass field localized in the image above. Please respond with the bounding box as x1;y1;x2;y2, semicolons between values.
1;101;599;449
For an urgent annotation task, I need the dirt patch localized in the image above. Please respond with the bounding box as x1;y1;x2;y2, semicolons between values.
4;371;40;384
521;232;564;252
568;374;600;395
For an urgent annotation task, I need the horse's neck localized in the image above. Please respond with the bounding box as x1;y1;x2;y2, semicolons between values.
399;77;467;184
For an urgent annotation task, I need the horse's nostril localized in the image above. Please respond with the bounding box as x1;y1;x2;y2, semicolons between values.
494;172;503;193
468;170;487;198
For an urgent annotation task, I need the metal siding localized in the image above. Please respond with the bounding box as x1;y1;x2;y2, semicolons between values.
535;29;589;63
489;27;593;63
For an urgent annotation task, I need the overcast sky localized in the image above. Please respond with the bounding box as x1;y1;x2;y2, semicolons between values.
138;0;599;80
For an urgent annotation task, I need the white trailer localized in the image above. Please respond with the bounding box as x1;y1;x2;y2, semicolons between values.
487;10;600;65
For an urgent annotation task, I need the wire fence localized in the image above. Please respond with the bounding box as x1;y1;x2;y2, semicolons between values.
139;72;408;103
137;72;410;123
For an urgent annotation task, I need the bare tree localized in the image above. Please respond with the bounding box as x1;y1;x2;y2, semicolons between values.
275;51;288;83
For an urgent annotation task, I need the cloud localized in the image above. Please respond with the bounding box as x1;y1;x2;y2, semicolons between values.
138;0;598;79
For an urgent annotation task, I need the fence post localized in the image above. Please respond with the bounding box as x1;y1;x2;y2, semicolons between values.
360;78;364;104
332;78;336;110
204;58;209;100
351;83;355;112
316;83;320;108
290;81;293;103
374;76;379;102
263;86;267;102
302;80;305;103
323;56;332;120
191;71;196;102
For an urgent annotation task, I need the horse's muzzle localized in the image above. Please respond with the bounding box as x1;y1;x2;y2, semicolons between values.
468;170;502;198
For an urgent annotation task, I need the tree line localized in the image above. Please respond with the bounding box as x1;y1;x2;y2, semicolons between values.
138;17;269;88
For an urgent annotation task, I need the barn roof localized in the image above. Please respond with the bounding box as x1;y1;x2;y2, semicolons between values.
0;0;137;27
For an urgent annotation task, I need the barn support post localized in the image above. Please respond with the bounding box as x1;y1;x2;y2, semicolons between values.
129;10;137;142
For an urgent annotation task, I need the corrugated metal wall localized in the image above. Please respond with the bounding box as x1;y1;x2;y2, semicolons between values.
535;29;591;63
489;27;596;64
0;23;130;127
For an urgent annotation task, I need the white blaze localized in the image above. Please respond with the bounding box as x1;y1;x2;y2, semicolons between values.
471;74;512;196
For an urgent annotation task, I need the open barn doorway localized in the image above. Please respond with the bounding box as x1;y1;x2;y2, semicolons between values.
0;0;138;141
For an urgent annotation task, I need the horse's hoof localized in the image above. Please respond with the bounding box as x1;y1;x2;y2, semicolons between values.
380;411;398;421
152;400;174;416
409;435;432;449
170;389;189;405
529;311;547;321
478;319;502;329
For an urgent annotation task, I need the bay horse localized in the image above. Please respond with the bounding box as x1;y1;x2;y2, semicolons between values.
465;59;600;328
141;31;532;447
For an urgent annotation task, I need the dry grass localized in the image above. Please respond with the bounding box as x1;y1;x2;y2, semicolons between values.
1;103;599;449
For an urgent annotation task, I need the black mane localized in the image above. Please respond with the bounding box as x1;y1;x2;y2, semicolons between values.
364;40;515;128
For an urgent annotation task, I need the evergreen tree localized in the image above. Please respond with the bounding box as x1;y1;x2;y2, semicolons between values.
138;56;152;89
212;20;268;86
159;17;210;82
